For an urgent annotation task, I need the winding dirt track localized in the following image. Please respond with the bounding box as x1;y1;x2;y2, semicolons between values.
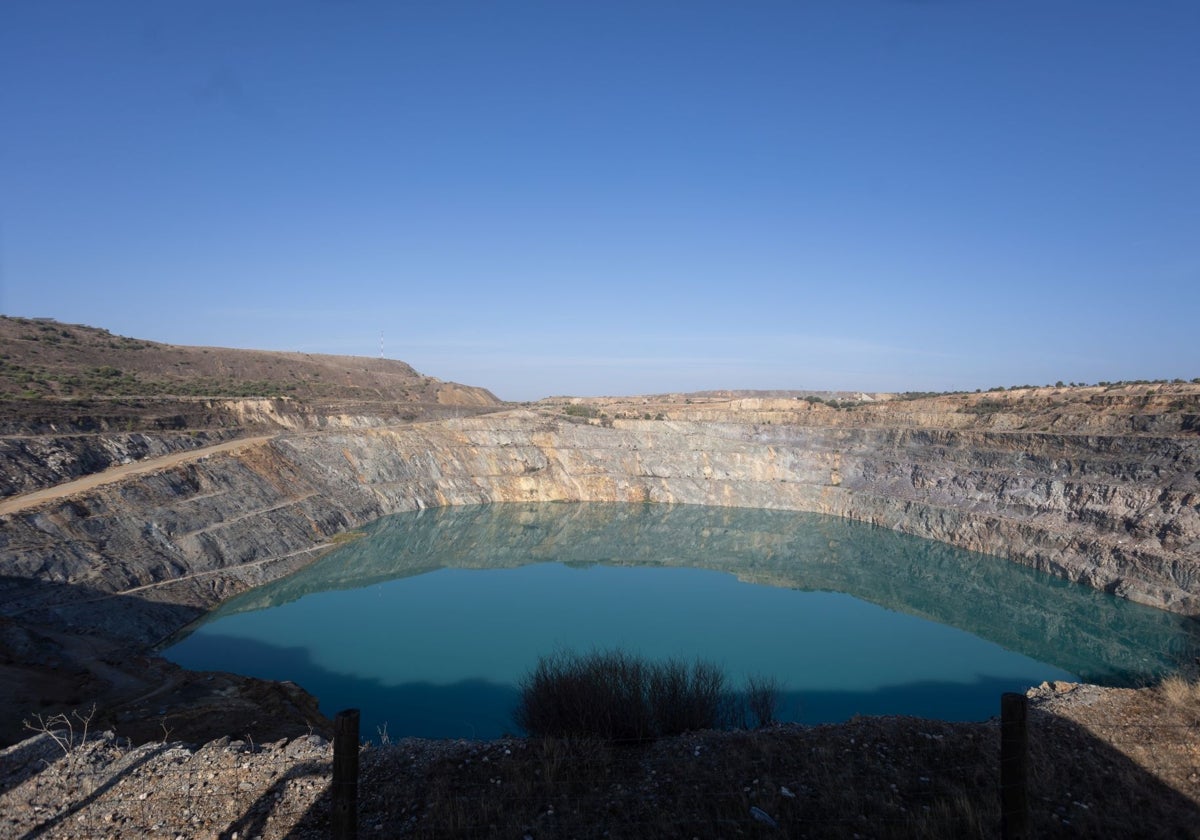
0;435;275;517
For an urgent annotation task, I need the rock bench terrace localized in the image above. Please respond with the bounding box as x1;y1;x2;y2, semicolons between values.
0;320;1197;753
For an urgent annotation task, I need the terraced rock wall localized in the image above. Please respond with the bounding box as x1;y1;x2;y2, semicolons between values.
2;410;1197;650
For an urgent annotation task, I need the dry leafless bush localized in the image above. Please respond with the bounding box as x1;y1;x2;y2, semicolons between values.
21;704;98;775
513;649;779;741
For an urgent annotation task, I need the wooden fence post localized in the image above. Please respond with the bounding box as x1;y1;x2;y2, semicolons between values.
333;708;360;840
1000;692;1029;840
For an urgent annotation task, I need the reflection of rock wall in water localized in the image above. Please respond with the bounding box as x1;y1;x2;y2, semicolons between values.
209;503;1200;686
2;409;1198;647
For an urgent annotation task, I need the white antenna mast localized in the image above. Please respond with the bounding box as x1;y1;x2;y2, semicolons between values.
379;331;384;359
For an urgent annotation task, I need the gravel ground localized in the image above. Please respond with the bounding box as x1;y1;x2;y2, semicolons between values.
2;681;1197;839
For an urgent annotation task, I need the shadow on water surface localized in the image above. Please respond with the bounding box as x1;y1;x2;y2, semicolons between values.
169;633;1137;743
173;634;520;740
784;675;1046;724
199;503;1200;687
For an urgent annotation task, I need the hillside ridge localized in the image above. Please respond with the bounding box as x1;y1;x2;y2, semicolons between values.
0;315;499;406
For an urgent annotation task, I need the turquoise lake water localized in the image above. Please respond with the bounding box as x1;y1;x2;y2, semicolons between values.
163;503;1200;740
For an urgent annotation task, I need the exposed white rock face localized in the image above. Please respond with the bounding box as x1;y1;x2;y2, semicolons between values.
2;408;1197;648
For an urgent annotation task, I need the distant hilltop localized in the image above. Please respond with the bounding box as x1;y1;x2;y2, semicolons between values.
0;315;499;406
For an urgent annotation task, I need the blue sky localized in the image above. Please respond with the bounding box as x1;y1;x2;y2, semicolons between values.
2;1;1197;401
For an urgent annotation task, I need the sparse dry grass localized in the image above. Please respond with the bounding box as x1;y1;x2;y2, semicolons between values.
1159;674;1200;723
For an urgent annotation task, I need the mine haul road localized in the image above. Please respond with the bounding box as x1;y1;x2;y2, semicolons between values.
0;434;277;517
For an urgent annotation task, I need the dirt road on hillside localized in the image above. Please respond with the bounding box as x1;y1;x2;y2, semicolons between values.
0;435;275;517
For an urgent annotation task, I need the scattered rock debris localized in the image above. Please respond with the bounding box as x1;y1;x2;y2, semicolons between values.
1;682;1197;839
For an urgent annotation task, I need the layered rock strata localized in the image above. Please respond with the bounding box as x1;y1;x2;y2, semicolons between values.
2;409;1197;654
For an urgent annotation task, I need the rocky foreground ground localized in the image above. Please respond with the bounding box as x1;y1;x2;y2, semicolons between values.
1;681;1197;839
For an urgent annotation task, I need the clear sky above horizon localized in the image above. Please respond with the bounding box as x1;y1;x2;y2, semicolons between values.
2;1;1197;401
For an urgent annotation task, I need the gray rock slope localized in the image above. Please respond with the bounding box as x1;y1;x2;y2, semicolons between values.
2;409;1197;649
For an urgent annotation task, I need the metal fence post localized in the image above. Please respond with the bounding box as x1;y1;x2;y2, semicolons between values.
333;708;360;840
1000;692;1029;840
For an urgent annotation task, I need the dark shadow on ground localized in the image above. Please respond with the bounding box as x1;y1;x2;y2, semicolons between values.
1023;709;1200;838
10;744;170;840
272;702;1200;839
0;575;203;752
0;573;205;649
0;575;328;759
219;758;327;840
